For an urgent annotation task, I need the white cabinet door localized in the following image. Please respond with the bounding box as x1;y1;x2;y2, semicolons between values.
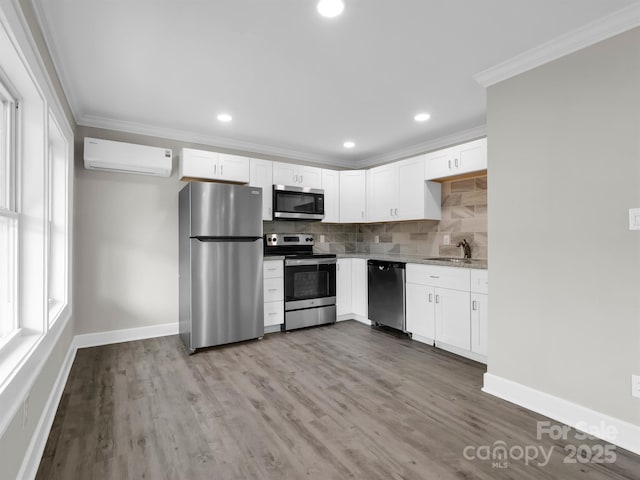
180;148;218;180
351;259;368;318
264;301;284;327
336;259;352;316
272;162;322;189
321;169;340;223
218;153;250;183
397;155;426;221
471;293;488;357
298;165;322;189
406;283;435;342
339;170;366;222
435;288;471;351
424;148;453;180
452;138;487;175
272;161;297;186
249;158;273;221
367;165;397;222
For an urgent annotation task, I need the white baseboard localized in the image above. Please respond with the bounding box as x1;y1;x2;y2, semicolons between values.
483;373;640;456
74;322;179;349
17;339;77;480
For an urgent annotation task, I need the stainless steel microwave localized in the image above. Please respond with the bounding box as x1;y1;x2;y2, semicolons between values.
273;185;325;220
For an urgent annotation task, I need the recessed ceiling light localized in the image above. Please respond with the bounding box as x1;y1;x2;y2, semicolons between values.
414;113;431;122
317;0;344;18
217;113;232;123
344;141;355;148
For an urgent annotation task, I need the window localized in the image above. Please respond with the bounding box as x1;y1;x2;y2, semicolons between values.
47;113;68;325
0;78;17;345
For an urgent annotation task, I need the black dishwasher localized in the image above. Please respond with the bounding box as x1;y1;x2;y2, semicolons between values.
367;260;406;331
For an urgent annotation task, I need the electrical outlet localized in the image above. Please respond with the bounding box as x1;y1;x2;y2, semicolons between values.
443;234;450;245
374;235;379;243
320;234;325;243
632;375;640;398
22;395;29;429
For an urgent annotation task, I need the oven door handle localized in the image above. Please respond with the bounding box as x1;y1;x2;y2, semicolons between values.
285;258;337;266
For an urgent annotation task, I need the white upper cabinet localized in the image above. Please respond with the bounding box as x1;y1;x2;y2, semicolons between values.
367;157;441;222
321;169;340;223
180;148;250;183
272;161;322;189
339;170;367;223
367;164;397;222
425;138;487;180
249;158;273;221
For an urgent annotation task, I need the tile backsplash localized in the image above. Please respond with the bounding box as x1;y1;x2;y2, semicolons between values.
264;174;487;260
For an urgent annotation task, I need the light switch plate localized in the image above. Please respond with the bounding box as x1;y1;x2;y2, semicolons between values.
629;208;640;230
632;375;640;398
443;234;451;245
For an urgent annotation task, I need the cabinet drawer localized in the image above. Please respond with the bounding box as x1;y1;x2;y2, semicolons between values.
406;264;470;291
264;260;284;279
470;269;488;294
264;301;284;326
264;277;284;302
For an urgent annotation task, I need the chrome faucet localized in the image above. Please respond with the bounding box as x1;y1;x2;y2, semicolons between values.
456;239;472;259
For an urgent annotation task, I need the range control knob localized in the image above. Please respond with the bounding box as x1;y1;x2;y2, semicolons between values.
306;237;313;242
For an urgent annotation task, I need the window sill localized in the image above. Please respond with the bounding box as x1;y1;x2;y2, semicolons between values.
0;329;41;393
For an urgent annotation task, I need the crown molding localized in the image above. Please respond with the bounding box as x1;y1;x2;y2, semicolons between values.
355;124;487;168
78;114;355;168
30;0;82;124
474;2;640;88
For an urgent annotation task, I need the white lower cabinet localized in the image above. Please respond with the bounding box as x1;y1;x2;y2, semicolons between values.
336;259;352;316
336;258;368;322
406;263;487;363
470;269;489;358
351;259;368;319
263;260;284;328
471;293;488;357
434;288;471;351
406;283;435;342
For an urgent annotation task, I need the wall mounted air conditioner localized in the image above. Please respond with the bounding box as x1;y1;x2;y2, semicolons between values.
83;137;173;177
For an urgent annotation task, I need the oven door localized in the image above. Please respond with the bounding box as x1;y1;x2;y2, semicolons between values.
273;185;324;220
284;258;336;310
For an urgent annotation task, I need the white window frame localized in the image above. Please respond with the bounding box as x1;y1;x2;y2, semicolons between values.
0;74;18;349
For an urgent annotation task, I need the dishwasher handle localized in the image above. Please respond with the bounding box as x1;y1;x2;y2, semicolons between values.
367;260;406;271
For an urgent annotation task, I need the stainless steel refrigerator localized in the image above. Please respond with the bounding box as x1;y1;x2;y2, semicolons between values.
179;182;264;353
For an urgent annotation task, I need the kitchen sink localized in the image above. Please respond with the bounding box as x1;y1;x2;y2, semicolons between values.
423;257;485;264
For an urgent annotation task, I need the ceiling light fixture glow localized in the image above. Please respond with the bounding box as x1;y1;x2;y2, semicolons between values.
414;113;431;122
317;0;344;18
217;113;232;123
343;141;355;148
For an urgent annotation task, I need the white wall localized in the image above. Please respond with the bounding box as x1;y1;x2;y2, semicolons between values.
487;27;640;425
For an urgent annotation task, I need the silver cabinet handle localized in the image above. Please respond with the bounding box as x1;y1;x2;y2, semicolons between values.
268;312;278;316
268;288;278;292
395;208;398;216
448;159;451;170
266;267;277;271
455;158;459;168
472;300;477;311
435;295;440;304
294;174;298;183
213;164;217;174
221;164;224;176
300;175;303;184
268;207;272;217
429;275;439;279
428;293;433;303
361;211;365;219
390;208;393;216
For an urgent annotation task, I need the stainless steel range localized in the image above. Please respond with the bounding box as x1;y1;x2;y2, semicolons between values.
264;233;336;331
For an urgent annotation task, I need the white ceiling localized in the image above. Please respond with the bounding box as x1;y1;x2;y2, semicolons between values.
33;0;640;166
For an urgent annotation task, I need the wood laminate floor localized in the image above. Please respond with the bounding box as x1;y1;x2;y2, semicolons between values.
36;321;640;480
